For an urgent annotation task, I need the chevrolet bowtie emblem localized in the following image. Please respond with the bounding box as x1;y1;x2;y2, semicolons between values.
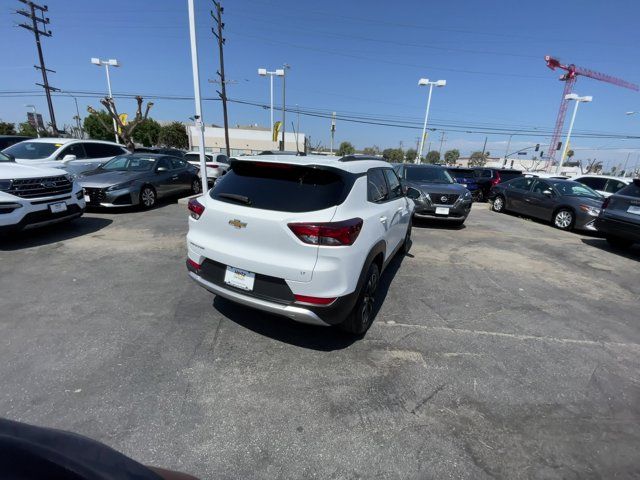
228;219;247;229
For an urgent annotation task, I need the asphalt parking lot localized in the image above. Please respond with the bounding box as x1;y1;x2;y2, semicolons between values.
1;200;639;479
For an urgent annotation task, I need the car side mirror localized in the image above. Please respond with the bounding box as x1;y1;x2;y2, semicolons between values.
62;154;77;162
156;166;168;172
406;187;421;200
543;189;553;197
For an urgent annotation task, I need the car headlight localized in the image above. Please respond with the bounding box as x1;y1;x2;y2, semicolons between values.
579;204;600;216
0;179;12;192
462;190;472;200
106;181;134;192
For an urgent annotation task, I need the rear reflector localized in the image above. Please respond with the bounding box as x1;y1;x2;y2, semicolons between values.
294;294;337;305
187;258;201;270
188;197;205;219
288;218;363;246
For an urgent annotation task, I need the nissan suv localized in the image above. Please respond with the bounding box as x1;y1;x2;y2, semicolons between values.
186;154;414;335
0;151;86;233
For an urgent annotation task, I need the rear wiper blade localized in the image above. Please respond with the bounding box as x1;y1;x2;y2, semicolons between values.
216;193;252;205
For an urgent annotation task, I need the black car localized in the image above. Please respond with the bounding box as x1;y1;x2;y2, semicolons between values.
473;167;523;202
77;153;200;208
134;147;186;157
489;176;603;231
0;135;33;150
446;167;481;200
394;164;473;225
595;178;640;248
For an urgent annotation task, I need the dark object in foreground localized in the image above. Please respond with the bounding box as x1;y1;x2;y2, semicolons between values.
0;418;198;480
595;178;640;248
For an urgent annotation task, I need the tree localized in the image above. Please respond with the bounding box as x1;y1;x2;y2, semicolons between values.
405;148;417;163
87;96;154;150
382;148;404;163
132;118;161;147
362;145;380;155
83;110;114;141
425;150;440;164
336;141;355;156
566;149;574;160
444;149;460;165
468;151;488;167
0;122;16;135
158;122;188;149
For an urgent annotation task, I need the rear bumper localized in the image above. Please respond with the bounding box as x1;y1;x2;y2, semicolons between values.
595;216;640;241
188;270;332;326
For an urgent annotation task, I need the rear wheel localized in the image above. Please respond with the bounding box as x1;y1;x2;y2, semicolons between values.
492;195;506;212
339;262;380;335
606;236;633;249
475;190;484;202
191;178;202;195
553;209;574;230
401;222;412;254
139;186;156;209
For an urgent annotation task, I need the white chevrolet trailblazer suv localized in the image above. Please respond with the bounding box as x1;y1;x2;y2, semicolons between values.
186;154;414;334
0;151;85;233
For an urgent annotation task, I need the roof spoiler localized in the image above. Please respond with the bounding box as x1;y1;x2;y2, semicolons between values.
338;154;383;162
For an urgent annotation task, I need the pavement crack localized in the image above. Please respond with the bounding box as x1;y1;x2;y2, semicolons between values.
411;384;446;414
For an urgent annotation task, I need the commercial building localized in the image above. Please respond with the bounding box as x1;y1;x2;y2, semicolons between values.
187;124;305;155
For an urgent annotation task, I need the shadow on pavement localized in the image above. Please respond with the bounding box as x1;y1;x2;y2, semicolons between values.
213;251;407;350
581;238;640;261
0;217;112;251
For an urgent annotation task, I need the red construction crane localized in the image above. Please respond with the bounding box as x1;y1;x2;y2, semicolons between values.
543;55;639;168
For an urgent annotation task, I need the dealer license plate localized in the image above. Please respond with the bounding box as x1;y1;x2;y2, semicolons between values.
435;207;450;215
627;205;640;215
224;266;255;291
84;195;90;202
49;202;67;214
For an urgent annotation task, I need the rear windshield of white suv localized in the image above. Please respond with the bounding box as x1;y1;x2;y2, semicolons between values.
4;141;59;159
211;161;352;212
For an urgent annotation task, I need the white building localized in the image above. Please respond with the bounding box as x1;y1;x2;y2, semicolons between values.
187;125;305;156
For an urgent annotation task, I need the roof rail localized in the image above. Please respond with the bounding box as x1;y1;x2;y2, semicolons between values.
338;154;384;162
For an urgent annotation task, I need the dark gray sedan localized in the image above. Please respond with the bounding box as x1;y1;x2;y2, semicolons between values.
394;164;473;225
78;154;201;208
489;176;604;231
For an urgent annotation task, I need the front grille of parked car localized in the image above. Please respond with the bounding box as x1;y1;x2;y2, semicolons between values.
431;193;459;205
83;187;106;203
7;176;72;199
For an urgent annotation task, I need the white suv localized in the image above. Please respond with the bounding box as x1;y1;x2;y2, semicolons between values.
186;154;414;334
3;138;129;177
0;151;85;233
184;152;230;184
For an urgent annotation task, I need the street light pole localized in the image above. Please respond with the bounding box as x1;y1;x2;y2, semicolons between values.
503;134;513;167
281;63;290;151
557;93;592;175
91;57;120;144
259;68;284;147
416;78;446;163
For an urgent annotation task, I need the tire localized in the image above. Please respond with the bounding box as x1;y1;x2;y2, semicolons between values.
606;236;633;249
401;222;412;255
191;178;202;195
553;208;574;231
139;185;157;209
492;195;506;213
475;190;484;202
339;262;380;335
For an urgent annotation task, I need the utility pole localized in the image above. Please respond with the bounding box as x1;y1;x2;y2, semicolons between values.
17;0;59;135
330;111;336;154
212;1;230;157
622;151;631;177
438;131;446;157
481;136;488;157
503;134;513;167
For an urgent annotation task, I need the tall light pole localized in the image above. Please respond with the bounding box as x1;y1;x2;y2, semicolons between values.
91;57;120;144
258;67;284;146
416;78;446;163
503;134;513;166
557;93;592;174
281;63;290;151
187;0;209;195
24;104;40;138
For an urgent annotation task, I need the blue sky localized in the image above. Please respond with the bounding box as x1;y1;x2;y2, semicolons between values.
2;0;640;168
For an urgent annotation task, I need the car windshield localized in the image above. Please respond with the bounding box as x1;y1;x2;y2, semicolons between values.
406;167;454;183
551;181;601;199
102;155;155;172
3;141;60;159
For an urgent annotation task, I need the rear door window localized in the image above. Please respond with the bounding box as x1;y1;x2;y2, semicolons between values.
212;161;351;212
85;143;125;158
383;168;403;199
367;169;389;203
617;182;640;198
604;179;627;194
169;157;187;169
56;143;87;160
499;170;522;181
576;176;607;191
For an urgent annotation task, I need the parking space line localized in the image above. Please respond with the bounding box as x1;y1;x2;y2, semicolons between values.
379;321;640;351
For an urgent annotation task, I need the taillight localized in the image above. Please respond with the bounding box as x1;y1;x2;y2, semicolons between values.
602;197;610;209
294;294;337;305
288;218;363;246
205;163;219;168
491;172;501;186
188;197;205;219
187;258;201;270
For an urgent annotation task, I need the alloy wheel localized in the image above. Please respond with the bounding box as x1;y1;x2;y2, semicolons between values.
360;271;378;329
493;196;504;212
192;179;202;194
554;210;573;229
141;188;155;207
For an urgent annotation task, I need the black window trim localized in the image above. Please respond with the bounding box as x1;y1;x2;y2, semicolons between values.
56;142;87;161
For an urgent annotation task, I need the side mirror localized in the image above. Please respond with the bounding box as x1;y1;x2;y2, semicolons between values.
156;166;168;172
543;189;553;197
62;154;77;163
406;187;421;200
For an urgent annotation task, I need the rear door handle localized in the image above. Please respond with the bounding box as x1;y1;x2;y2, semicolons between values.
172;175;179;180
379;216;387;223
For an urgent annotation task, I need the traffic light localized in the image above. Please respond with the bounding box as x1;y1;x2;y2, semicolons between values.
535;143;540;151
556;141;562;151
540;151;544;158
